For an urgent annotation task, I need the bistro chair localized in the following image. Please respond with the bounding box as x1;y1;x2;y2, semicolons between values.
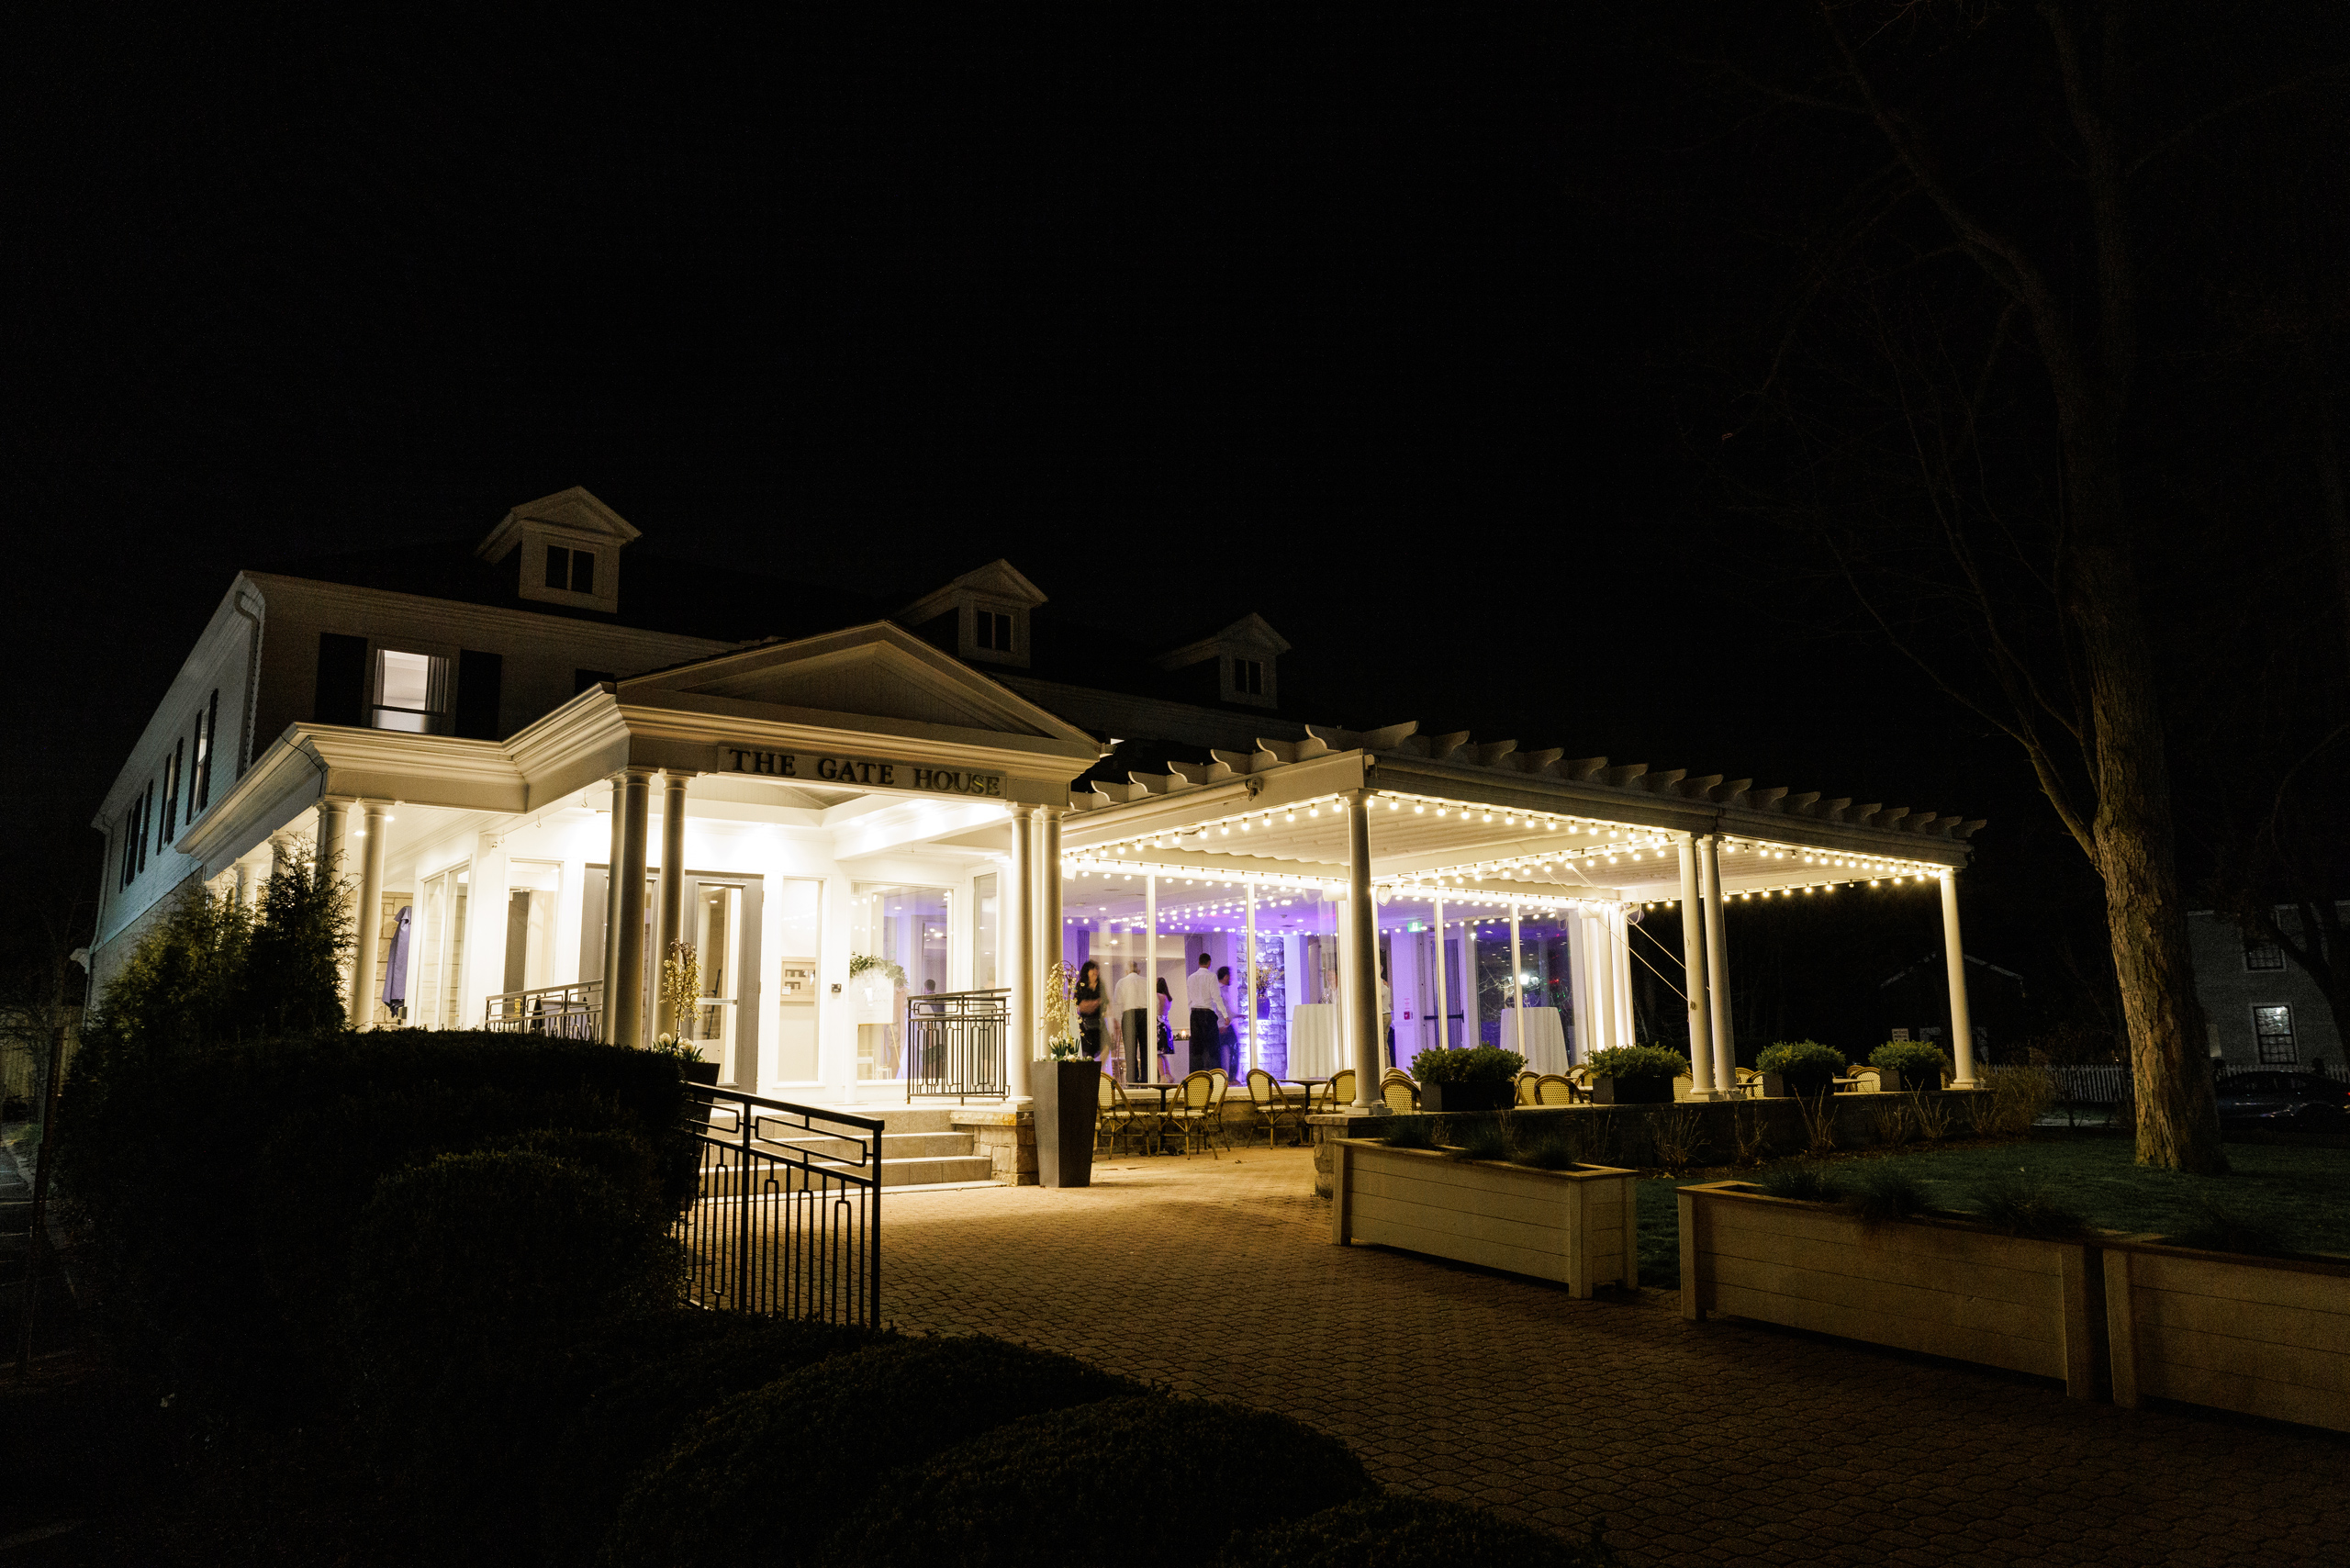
1730;1067;1762;1100
1514;1070;1540;1106
1380;1070;1418;1114
1097;1074;1154;1158
1672;1074;1694;1102
1314;1068;1358;1114
1844;1066;1885;1094
1534;1073;1574;1105
1246;1068;1304;1148
1164;1070;1222;1158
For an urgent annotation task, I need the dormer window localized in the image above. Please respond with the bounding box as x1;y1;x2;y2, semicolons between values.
975;609;1014;653
544;544;597;596
1152;612;1290;711
1234;657;1265;697
895;560;1048;670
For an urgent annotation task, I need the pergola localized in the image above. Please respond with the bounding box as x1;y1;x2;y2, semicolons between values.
1046;721;1985;1110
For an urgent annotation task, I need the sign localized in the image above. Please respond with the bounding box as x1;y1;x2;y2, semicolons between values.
716;746;1006;799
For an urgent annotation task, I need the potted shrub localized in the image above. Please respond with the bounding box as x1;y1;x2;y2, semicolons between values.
1870;1040;1948;1092
657;942;722;1086
1409;1045;1524;1113
1585;1044;1688;1104
1755;1040;1845;1098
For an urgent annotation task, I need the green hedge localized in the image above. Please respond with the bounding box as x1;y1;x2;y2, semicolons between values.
1869;1041;1949;1082
1755;1040;1846;1081
53;1031;694;1410
540;1314;892;1567
1585;1045;1688;1081
822;1394;1373;1567
1221;1494;1617;1567
347;1150;681;1552
604;1336;1147;1568
1412;1045;1527;1085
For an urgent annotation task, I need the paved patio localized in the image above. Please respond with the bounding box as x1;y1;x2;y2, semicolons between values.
882;1147;2350;1567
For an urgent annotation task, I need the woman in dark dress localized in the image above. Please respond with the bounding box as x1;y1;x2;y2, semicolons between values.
1072;958;1105;1060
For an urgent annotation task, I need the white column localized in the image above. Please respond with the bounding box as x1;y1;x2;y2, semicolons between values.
1007;804;1035;1101
1678;834;1718;1096
611;767;653;1049
350;802;390;1028
1145;871;1160;1082
1345;792;1380;1109
316;797;352;1007
1457;902;1479;1047
600;777;625;1042
1572;908;1600;1054
1611;906;1637;1046
1942;871;1979;1087
654;771;691;1038
1507;900;1523;1058
1244;879;1258;1073
1699;834;1736;1092
1419;893;1438;1053
1040;807;1065;982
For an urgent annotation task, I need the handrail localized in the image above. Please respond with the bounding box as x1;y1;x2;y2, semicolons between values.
904;988;1010;1103
678;1083;880;1327
485;980;603;1039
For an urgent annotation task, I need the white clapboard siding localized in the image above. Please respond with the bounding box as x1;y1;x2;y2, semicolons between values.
1331;1139;1636;1298
1678;1182;2098;1397
2105;1241;2350;1432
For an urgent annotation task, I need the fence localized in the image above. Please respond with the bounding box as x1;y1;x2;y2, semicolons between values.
675;1085;881;1327
484;981;603;1041
903;988;1009;1102
1989;1060;2350;1106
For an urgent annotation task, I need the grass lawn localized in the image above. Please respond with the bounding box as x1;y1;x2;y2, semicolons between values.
1636;1133;2350;1291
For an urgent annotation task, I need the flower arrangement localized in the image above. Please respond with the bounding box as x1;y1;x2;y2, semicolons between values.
1038;960;1084;1060
654;941;703;1057
849;953;908;987
1585;1044;1690;1081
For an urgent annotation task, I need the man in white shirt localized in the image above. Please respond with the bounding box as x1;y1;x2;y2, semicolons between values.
1185;953;1228;1075
1112;961;1152;1081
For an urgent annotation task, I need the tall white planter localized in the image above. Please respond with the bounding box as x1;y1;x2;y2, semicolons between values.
1330;1139;1637;1298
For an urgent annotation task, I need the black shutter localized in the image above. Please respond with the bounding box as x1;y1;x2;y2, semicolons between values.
197;689;218;809
454;649;504;739
316;633;369;726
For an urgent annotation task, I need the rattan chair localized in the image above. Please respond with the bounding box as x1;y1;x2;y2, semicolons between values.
1245;1067;1304;1147
1845;1066;1886;1093
1515;1070;1540;1106
1096;1073;1155;1157
1533;1072;1574;1105
1314;1067;1358;1114
1380;1069;1419;1114
1164;1070;1222;1157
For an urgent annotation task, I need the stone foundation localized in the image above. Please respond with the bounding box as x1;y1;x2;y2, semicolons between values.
952;1108;1036;1185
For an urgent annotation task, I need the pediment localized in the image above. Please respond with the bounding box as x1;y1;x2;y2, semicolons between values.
475;486;643;562
624;622;1096;744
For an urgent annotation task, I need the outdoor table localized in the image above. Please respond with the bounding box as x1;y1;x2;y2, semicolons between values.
1497;1006;1571;1074
1282;1076;1333;1114
1286;1003;1340;1076
1119;1080;1179;1152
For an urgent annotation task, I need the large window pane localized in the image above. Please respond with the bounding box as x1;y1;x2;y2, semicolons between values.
850;884;949;1081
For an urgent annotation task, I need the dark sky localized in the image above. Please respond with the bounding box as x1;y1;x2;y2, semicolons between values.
6;9;2124;1004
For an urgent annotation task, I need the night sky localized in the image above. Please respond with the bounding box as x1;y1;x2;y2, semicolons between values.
12;8;2341;1033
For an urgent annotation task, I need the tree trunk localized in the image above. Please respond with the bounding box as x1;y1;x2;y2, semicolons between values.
2064;442;2231;1173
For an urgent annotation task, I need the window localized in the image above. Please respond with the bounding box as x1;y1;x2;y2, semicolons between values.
1236;657;1265;696
372;649;451;733
2244;931;2285;971
975;610;1013;652
195;689;218;811
2255;1004;2297;1065
161;739;183;843
545;544;597;595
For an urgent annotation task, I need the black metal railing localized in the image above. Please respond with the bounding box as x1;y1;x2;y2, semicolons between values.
903;987;1009;1102
484;980;603;1040
677;1085;881;1327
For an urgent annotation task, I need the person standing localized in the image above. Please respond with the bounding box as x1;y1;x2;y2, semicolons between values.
1215;965;1240;1074
1113;960;1151;1081
1156;975;1176;1079
1072;958;1105;1062
1186;953;1227;1076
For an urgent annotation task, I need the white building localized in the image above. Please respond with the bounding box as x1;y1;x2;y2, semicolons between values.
2186;906;2348;1070
92;486;1993;1109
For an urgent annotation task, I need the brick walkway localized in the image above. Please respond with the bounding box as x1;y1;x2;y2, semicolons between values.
882;1148;2350;1567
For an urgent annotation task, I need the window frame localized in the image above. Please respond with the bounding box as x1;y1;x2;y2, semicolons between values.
368;641;458;734
2253;1003;2297;1065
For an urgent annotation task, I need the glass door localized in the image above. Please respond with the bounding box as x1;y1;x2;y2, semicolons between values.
411;864;470;1029
850;884;949;1081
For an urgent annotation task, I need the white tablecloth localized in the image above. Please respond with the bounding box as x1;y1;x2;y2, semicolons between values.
1499;1007;1571;1075
1286;1002;1341;1078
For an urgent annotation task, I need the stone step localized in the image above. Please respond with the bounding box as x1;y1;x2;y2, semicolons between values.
757;1131;974;1162
695;1151;996;1194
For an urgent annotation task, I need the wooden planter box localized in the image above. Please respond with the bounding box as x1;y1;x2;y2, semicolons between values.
2103;1238;2350;1433
1676;1181;2102;1398
1329;1138;1637;1298
1421;1081;1512;1114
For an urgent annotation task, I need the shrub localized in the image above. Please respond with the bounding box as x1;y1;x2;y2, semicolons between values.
1585;1045;1688;1081
605;1335;1147;1568
1515;1133;1580;1170
1757;1163;1847;1203
56;1031;693;1412
1870;1041;1949;1084
348;1150;682;1553
1380;1117;1438;1149
1979;1065;2056;1137
1449;1123;1513;1162
541;1314;891;1568
1966;1172;2087;1237
1412;1045;1526;1085
822;1395;1374;1567
1755;1040;1846;1081
2168;1193;2292;1258
1844;1163;1934;1223
1221;1493;1618;1568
